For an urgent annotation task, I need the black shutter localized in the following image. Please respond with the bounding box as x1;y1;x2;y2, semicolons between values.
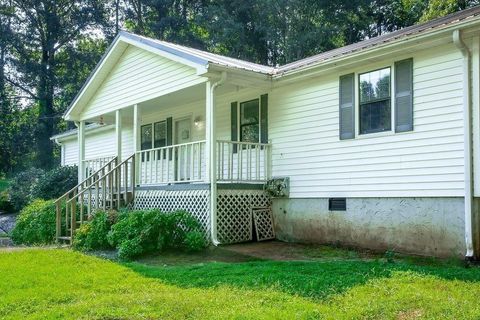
231;101;238;153
166;117;173;159
395;58;413;132
339;73;355;140
260;94;268;144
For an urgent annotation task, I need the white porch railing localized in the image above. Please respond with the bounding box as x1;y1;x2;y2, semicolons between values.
83;156;116;178
216;140;272;183
136;140;272;185
136;140;206;185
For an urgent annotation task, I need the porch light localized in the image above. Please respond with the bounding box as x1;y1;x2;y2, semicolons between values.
99;116;104;125
194;116;202;127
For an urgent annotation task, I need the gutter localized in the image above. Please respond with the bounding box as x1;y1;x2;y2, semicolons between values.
208;72;227;245
453;29;474;259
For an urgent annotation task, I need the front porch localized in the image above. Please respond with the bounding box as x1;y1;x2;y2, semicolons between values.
57;80;275;245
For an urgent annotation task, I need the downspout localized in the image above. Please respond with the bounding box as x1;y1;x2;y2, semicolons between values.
208;71;227;245
453;29;474;259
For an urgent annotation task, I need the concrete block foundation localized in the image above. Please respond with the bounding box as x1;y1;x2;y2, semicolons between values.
272;197;466;257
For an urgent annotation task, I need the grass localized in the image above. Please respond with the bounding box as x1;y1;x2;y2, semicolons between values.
2;247;480;319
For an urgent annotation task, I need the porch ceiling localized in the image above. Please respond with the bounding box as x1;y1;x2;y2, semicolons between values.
90;81;238;124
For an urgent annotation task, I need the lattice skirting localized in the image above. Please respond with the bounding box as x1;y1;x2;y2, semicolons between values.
216;189;271;244
133;189;211;238
131;188;272;244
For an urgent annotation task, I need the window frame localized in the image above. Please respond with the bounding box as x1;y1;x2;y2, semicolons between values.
153;120;167;149
239;98;261;144
140;123;153;151
353;62;396;139
358;66;392;135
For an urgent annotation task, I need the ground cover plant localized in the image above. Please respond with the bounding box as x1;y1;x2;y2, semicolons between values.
73;209;207;260
2;246;480;319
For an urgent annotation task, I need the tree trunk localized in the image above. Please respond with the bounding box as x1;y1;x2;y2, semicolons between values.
37;47;54;169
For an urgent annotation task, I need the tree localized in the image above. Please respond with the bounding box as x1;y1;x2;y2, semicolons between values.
6;0;108;169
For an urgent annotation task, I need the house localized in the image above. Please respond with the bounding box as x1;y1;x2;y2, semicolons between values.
52;7;480;259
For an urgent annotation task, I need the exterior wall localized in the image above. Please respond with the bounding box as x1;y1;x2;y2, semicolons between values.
81;45;206;120
272;197;465;257
60;125;132;166
269;42;465;198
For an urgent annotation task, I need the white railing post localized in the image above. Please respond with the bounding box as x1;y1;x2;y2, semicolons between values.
116;110;122;163
133;104;141;186
78;121;86;184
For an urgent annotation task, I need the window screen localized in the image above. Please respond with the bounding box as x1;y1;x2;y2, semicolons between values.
141;124;153;150
240;99;260;143
359;68;391;134
154;121;167;148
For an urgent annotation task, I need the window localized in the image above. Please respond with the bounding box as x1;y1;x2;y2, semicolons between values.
154;121;167;148
240;99;260;143
359;67;391;134
141;124;153;150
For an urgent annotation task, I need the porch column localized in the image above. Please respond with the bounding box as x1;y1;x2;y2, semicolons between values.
115;109;122;162
205;80;218;244
132;104;141;185
78;120;86;183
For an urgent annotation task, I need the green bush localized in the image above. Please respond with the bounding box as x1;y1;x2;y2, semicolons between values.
0;190;13;212
11;199;57;245
8;168;44;212
8;166;77;212
33;165;78;201
107;209;207;260
73;210;118;251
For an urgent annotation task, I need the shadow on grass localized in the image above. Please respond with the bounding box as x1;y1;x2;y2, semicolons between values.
124;257;480;301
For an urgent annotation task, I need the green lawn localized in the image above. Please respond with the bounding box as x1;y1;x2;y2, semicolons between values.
1;248;480;319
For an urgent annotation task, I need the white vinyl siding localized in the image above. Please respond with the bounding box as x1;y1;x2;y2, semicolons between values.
60;126;127;166
81;45;206;120
268;43;464;198
63;41;467;199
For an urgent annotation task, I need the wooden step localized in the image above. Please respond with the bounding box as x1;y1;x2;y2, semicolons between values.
57;236;71;243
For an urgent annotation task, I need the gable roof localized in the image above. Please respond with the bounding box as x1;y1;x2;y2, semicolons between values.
64;6;480;121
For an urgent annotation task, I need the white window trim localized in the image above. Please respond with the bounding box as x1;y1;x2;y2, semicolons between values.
238;97;262;143
354;63;396;139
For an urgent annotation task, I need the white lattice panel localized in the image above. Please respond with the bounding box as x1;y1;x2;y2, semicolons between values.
252;208;275;241
133;189;210;237
216;189;271;244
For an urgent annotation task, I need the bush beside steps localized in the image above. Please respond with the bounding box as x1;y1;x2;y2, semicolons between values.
73;209;207;260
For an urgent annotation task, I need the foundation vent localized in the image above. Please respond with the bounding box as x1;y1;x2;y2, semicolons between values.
329;198;346;211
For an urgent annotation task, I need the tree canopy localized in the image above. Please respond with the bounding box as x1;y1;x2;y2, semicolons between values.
0;0;478;174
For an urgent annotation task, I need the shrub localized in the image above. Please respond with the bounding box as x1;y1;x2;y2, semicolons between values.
107;209;206;260
0;190;13;212
33;165;78;201
73;210;118;251
11;199;57;245
8;168;44;212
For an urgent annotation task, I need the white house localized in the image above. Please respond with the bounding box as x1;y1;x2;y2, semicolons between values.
52;7;480;258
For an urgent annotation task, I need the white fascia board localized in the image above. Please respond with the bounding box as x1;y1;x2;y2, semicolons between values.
118;33;209;74
64;38;127;121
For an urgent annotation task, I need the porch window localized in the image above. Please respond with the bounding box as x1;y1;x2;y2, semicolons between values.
240;99;260;143
141;124;153;150
359;67;391;134
154;121;167;148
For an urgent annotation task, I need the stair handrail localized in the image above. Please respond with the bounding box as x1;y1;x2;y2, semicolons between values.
60;154;135;241
66;154;135;205
55;156;118;241
55;156;118;204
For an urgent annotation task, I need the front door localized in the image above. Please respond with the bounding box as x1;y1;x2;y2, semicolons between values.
175;117;192;181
